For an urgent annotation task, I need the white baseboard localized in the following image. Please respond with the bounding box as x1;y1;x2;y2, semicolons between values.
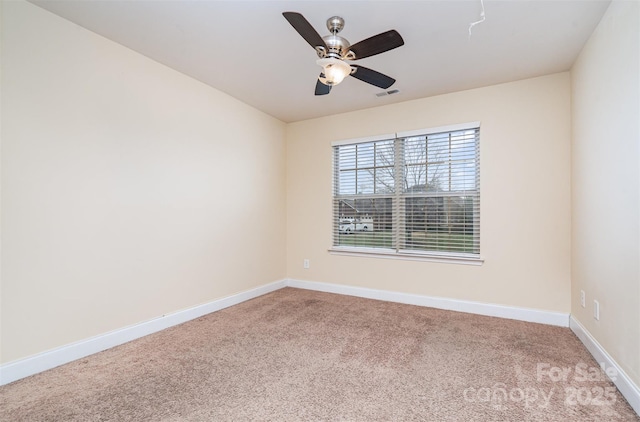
3;277;636;416
286;279;570;327
0;279;287;386
0;278;577;387
570;316;640;415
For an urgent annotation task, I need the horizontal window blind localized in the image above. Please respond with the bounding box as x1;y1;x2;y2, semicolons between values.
333;138;397;249
333;125;480;258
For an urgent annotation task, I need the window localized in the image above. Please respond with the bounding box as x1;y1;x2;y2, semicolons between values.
332;123;480;262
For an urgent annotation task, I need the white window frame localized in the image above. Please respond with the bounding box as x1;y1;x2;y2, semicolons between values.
330;122;482;265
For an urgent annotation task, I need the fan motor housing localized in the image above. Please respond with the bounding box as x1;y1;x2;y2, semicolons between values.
321;34;350;58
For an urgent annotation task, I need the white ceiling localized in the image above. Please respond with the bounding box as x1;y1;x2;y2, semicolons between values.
30;0;611;123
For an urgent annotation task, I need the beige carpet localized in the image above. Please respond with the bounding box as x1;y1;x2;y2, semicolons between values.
1;287;638;421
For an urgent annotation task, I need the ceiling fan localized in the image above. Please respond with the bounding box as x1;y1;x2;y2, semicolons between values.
282;12;404;96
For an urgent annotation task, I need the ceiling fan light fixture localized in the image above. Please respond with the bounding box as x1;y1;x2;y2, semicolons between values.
316;57;351;86
283;12;403;96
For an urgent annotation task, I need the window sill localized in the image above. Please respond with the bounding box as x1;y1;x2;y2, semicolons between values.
328;247;484;266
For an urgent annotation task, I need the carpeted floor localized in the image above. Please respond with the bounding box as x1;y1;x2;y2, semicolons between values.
1;287;638;421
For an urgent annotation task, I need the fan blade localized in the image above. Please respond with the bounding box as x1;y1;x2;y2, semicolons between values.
315;75;332;95
350;65;396;89
349;30;404;60
283;12;328;51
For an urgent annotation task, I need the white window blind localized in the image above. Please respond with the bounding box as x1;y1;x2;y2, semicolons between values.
332;124;480;259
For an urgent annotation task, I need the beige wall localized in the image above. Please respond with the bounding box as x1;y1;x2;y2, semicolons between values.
571;0;640;387
0;1;286;363
286;73;572;312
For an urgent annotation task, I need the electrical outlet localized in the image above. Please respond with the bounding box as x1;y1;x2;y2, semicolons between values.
580;290;586;308
303;259;310;269
594;300;600;320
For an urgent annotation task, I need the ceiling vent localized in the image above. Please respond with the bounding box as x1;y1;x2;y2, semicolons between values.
376;89;400;97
